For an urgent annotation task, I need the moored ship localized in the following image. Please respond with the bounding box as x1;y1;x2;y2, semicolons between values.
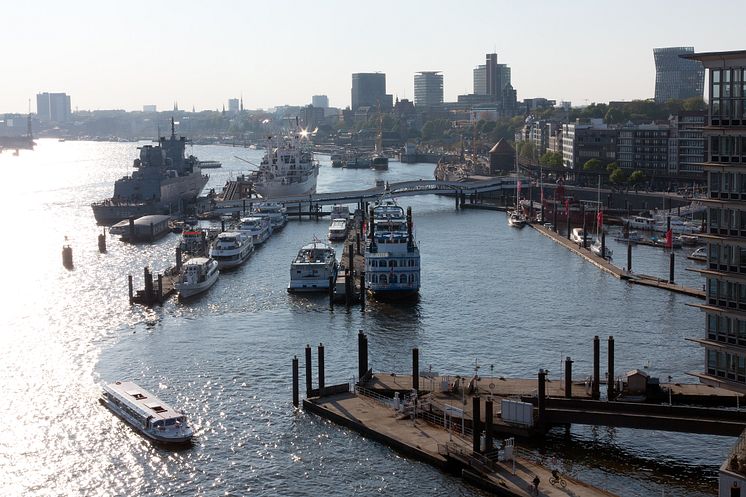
249;127;319;199
91;119;209;224
364;198;420;298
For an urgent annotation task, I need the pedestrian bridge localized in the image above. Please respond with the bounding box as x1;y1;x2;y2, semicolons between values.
209;176;521;213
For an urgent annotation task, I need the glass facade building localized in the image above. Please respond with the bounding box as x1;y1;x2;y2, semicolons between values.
687;50;746;393
413;72;443;108
653;47;704;103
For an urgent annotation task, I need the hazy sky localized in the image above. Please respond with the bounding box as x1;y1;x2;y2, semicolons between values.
3;0;743;113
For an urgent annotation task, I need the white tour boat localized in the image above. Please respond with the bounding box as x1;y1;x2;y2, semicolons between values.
571;227;594;245
364;198;420;298
255;202;288;231
209;231;254;269
100;381;193;445
175;257;219;298
288;239;338;292
249;128;319;198
179;229;207;255
328;218;349;241
236;216;272;245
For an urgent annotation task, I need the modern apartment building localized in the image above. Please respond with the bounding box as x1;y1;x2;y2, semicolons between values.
312;95;329;109
414;71;444;108
473;65;487;95
654;47;705;103
618;123;670;172
36;92;71;122
686;50;746;394
668;112;706;174
561;119;617;169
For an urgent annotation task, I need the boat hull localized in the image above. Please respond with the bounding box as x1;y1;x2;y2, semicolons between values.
254;170;318;199
288;277;335;292
176;270;219;298
99;397;193;446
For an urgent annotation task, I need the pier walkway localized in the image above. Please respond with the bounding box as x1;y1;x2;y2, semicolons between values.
529;223;705;299
305;391;617;497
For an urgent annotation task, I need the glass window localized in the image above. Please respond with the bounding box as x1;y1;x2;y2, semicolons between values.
713;69;721;83
710;171;721;191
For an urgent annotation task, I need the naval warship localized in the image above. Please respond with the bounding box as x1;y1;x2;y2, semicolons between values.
91;119;209;224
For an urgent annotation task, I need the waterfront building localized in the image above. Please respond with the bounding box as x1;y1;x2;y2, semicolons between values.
618;123;670;172
654;47;705;103
228;98;239;114
351;73;392;111
36;92;71;122
561;119;617;169
414;71;444;108
686;51;746;397
489;139;515;174
312;95;329;109
668;111;706;175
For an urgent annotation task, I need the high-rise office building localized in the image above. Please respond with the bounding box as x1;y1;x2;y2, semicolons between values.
351;73;392;111
142;105;157;113
311;95;329;109
473;65;487;95
653;47;705;103
36;92;71;122
228;98;240;113
413;71;443;107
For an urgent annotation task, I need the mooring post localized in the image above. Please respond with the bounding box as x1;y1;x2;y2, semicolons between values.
566;207;572;240
328;276;334;307
360;271;366;309
484;398;494;451
318;343;325;397
565;357;573;399
601;231;606;259
292;356;299;407
176;246;182;273
157;274;163;302
608;336;615;400
455;191;460;209
98;232;106;253
581;203;587;248
344;269;351;307
358;330;366;381
62;245;74;269
669;252;675;284
472;395;481;453
143;267;151;302
537;369;546;427
305;344;312;398
592;335;600;400
627;239;632;272
128;274;133;304
412;347;419;393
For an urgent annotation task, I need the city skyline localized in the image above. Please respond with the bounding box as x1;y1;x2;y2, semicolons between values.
2;0;744;114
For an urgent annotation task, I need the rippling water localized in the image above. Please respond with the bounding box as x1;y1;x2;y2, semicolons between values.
0;139;725;496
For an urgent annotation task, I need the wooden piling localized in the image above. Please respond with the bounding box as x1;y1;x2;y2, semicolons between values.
601;231;606;260
62;245;74;269
472;396;481;453
292;355;299;407
565;357;573;399
537;369;546;427
360;271;366;309
318;343;325;397
592;335;600;400
128;274;133;304
305;344;312;398
98;233;106;253
608;336;615;400
669;252;675;284
627;239;632;272
328;276;334;308
484;399;493;451
412;348;419;392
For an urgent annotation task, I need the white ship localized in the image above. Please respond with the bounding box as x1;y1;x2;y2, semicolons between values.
236;216;272;245
209;231;254;269
175;257;219;298
100;381;193;445
250;127;319;199
288;239;338;292
254;202;288;231
364;198;420;298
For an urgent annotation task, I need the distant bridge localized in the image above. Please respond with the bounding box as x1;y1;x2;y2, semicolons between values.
208;177;521;214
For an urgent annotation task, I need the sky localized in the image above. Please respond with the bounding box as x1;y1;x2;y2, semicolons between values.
2;0;744;114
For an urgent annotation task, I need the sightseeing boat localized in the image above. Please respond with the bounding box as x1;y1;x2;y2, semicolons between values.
328;218;348;241
364;198;420;299
100;381;193;445
175;257;219;298
209;231;254;269
235;216;272;245
288;239;338;292
179;229;207;255
254;202;288;231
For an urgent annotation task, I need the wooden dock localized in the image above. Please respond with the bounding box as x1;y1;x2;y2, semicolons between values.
529;223;705;299
305;391;617;497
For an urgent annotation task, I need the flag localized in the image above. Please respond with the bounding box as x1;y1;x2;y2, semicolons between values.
597;210;603;230
665;228;673;248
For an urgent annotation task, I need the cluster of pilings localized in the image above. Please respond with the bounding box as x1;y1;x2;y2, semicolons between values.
128;267;168;305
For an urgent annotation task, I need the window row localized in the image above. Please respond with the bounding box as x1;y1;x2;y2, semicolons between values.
707;277;746;309
706;348;746;384
708;208;746;236
708;243;746;274
368;273;418;285
368;258;418;268
707;313;746;347
710;171;746;195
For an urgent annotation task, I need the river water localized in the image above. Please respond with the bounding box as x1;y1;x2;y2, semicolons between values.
0;139;726;496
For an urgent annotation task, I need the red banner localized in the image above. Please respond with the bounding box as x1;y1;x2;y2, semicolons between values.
597;210;603;229
665;228;673;248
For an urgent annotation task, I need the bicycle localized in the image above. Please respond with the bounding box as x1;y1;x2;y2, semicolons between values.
549;475;567;488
